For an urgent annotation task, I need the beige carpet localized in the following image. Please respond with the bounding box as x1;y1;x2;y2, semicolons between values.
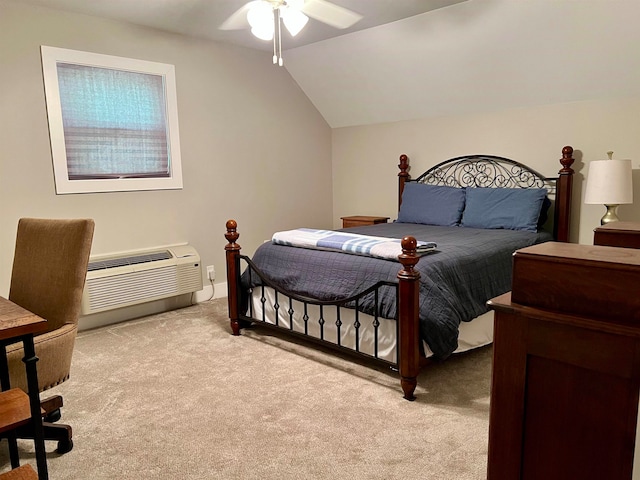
0;299;491;479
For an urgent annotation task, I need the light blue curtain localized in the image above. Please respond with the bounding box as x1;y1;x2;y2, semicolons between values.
56;63;170;179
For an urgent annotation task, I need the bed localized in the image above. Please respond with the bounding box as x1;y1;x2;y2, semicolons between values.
224;146;575;400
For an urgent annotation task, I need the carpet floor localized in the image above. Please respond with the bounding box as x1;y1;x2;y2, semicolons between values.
0;298;491;479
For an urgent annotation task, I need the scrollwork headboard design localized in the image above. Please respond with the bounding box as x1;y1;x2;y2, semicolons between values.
414;155;555;191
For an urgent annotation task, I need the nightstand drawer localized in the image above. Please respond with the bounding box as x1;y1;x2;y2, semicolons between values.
341;216;389;228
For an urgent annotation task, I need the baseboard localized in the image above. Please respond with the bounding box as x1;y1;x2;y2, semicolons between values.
193;281;228;303
78;281;228;332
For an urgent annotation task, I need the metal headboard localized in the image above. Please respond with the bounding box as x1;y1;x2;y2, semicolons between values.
412;154;557;194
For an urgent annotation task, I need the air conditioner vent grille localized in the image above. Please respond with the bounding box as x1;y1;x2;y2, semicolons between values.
81;245;202;315
87;250;172;271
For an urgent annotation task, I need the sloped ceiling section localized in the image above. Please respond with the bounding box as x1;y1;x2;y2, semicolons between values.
284;0;640;128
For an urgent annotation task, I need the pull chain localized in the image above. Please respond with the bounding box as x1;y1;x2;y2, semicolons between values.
272;8;278;64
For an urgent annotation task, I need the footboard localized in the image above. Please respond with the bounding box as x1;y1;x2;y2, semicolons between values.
224;220;422;400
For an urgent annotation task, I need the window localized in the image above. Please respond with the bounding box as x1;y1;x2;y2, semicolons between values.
41;46;183;194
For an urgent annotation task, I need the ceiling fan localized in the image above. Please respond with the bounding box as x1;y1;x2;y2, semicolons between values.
220;0;363;66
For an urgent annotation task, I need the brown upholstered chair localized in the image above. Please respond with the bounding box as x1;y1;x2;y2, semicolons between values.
3;218;94;453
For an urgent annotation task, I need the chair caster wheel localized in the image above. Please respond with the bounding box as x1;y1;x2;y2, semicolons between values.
57;439;73;454
45;408;62;423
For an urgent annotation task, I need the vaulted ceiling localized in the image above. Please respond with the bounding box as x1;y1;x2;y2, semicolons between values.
16;0;640;128
16;0;466;50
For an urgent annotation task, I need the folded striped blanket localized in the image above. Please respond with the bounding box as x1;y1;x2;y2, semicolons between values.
271;228;437;261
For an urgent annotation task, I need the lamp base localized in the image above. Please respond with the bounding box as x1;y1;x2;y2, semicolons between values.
600;204;620;225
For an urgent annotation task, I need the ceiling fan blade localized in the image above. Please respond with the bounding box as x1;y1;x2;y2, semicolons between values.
300;0;363;29
219;1;261;30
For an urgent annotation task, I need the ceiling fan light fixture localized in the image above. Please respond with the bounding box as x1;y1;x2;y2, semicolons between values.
282;8;308;37
238;0;358;66
251;25;274;41
247;1;274;40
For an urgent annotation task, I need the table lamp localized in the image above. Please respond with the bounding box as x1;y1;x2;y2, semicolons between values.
584;151;633;225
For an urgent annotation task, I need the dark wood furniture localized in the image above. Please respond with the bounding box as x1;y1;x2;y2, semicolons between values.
487;242;640;480
0;297;49;480
594;221;640;249
226;146;575;400
341;215;389;228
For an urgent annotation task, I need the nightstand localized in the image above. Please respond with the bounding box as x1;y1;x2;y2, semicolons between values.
593;221;640;249
341;215;389;228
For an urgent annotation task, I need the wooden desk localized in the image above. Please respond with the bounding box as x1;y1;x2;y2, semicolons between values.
0;297;49;479
594;221;640;249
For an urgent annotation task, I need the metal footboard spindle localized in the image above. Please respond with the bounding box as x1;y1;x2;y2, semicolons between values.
224;220;422;400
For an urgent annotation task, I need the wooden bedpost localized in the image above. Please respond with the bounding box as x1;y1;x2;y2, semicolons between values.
225;219;242;336
397;236;421;401
554;145;575;242
398;154;410;212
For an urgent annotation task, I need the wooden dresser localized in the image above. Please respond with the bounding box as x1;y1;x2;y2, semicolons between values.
594;221;640;249
487;242;640;480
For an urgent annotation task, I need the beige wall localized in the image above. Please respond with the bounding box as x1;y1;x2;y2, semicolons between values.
332;97;640;245
0;1;332;296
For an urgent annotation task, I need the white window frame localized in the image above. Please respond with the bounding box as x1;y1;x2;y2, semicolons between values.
41;46;183;194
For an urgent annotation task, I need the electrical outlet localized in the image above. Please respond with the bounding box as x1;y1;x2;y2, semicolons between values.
206;265;215;281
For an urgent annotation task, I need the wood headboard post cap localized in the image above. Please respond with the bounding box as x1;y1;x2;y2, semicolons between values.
225;219;240;249
560;145;575;173
398;154;409;177
398;154;410;212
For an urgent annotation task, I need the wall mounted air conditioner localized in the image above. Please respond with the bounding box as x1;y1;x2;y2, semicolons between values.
81;244;203;315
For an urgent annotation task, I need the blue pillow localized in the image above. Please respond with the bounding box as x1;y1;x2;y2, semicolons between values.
460;187;547;232
397;183;466;226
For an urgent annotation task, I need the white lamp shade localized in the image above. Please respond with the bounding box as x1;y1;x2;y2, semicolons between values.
584;159;633;205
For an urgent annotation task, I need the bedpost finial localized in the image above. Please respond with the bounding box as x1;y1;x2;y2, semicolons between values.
560;145;574;173
225;219;240;248
398;236;421;276
398;154;409;175
401;236;417;252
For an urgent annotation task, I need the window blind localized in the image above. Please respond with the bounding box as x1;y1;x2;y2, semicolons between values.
56;63;170;179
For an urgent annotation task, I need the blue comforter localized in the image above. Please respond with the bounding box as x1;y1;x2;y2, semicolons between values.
241;223;550;359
